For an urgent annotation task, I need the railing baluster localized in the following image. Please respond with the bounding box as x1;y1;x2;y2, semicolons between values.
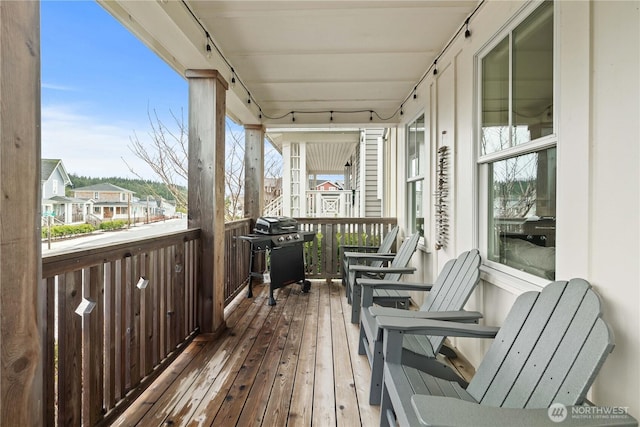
43;277;56;425
116;258;125;401
83;264;104;425
58;271;82;426
104;261;116;411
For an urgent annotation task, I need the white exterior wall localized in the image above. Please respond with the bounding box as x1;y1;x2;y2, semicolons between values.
394;0;639;417
42;167;67;199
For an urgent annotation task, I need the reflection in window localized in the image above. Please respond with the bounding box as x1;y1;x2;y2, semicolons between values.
481;0;553;155
407;114;425;237
408;180;424;237
488;148;556;279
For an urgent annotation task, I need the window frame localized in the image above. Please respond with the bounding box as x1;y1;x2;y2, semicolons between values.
476;0;557;286
406;112;426;240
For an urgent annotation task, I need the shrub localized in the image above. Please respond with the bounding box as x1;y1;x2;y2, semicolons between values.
42;223;96;239
99;220;127;231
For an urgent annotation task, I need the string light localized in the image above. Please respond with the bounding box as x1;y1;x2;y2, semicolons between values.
205;31;212;59
182;0;484;123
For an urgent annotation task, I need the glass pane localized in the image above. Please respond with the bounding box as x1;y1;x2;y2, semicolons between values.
408;180;424;237
415;114;425;176
512;0;554;144
481;36;509;155
488;147;556;279
407;114;424;177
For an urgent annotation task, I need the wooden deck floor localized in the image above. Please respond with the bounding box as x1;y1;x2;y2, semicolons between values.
113;280;472;426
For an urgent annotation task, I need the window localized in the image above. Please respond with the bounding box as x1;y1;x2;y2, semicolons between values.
94;192;99;200
407;114;425;237
479;0;556;280
52;179;58;194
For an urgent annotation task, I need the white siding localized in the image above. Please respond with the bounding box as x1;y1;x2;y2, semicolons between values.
363;128;384;217
395;0;639;417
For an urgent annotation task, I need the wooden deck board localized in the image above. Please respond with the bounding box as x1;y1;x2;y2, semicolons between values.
287;279;320;427
116;280;472;426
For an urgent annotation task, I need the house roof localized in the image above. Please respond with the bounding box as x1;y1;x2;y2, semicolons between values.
41;158;72;186
73;183;135;193
44;195;87;204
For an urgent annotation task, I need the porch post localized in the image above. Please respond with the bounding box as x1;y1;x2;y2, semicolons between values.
244;124;265;221
299;142;307;217
282;142;292;216
0;1;43;424
186;69;228;333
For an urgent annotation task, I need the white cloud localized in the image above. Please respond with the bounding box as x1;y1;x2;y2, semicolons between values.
41;104;161;181
42;82;76;91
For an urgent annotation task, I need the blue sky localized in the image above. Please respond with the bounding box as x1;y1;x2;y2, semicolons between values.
41;1;189;180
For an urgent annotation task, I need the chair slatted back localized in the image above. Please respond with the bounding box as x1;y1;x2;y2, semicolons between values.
383;232;421;281
420;249;482;352
467;279;614;408
370;225;399;268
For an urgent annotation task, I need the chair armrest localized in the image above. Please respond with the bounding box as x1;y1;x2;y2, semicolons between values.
344;252;395;261
350;265;416;275
411;396;638;427
341;245;380;252
376;316;499;338
369;306;483;322
358;279;434;292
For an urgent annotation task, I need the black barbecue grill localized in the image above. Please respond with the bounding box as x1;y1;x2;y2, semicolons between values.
238;216;315;305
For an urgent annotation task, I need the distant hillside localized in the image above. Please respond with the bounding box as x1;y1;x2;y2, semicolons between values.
67;174;185;202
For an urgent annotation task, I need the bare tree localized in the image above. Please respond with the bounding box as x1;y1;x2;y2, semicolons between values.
127;110;282;221
124;108;188;210
225;124;245;221
493;154;537;218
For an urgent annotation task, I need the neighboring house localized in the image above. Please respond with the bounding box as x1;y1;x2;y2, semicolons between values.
73;183;135;221
41;159;88;224
137;196;177;220
73;184;177;223
264;177;282;203
314;180;342;191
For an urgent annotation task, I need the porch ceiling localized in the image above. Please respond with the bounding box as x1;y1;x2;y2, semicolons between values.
99;0;479;127
268;128;360;174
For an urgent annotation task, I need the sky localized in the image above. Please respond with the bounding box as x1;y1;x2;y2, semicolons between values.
41;1;190;181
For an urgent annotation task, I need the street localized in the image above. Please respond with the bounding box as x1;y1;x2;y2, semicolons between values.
42;218;188;255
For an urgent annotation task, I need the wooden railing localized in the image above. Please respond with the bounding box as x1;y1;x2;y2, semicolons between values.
42;229;201;426
224;218;252;305
296;217;398;279
38;217;389;424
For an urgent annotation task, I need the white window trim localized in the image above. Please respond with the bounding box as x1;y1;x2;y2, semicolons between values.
476;0;558;291
406;111;426;243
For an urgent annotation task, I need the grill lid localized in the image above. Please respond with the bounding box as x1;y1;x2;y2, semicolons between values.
255;216;298;235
